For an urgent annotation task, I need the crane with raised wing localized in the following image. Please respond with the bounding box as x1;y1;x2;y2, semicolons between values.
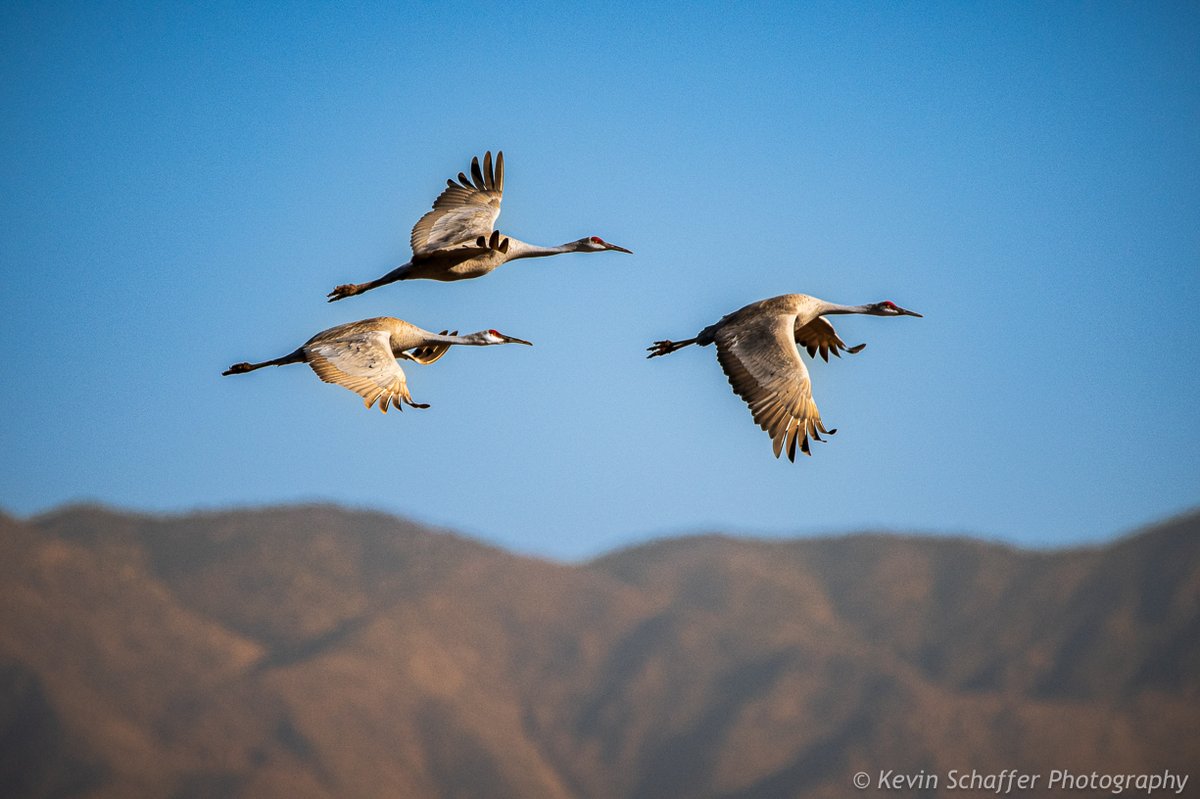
326;151;631;300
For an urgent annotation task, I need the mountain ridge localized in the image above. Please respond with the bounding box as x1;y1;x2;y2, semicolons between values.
22;499;1198;562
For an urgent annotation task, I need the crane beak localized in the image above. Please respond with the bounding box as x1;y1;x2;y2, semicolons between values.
502;334;533;346
605;243;633;254
896;305;923;317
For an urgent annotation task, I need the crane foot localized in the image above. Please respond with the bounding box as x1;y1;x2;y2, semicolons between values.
327;284;360;302
646;340;680;358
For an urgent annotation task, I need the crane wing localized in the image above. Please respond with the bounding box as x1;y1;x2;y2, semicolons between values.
304;331;425;413
715;314;835;461
401;331;456;366
410;151;504;256
794;317;866;362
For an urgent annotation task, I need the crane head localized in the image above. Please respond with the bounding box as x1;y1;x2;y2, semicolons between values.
482;329;534;346
576;236;633;254
869;300;923;317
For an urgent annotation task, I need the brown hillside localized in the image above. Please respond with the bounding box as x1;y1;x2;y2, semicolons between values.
0;506;1196;798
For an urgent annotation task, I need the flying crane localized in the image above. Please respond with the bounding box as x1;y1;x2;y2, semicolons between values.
223;317;531;412
326;151;631;300
648;294;921;461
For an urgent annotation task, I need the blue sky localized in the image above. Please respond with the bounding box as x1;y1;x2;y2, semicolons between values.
2;2;1197;559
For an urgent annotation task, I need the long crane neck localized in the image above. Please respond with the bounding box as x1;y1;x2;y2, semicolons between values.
502;238;575;260
816;301;875;316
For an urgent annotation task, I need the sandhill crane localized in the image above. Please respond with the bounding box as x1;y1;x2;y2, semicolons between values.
222;317;532;412
647;294;921;461
326;151;631;301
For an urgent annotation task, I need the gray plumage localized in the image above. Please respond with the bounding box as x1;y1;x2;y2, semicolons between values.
647;294;921;461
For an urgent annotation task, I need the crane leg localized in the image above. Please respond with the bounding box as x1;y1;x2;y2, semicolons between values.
327;262;414;302
222;348;305;376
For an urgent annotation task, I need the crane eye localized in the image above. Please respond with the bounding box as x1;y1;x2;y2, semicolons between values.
488;329;500;336
590;236;603;244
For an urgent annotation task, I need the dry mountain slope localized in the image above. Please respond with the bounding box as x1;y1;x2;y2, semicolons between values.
0;505;1196;798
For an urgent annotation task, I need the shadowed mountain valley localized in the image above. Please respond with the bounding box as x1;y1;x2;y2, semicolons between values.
0;506;1196;798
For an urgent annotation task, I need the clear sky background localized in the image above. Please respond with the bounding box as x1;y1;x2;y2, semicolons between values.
2;2;1197;559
